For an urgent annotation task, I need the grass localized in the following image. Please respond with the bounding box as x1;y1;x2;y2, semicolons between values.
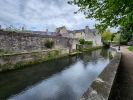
0;49;10;55
79;46;102;52
128;46;133;52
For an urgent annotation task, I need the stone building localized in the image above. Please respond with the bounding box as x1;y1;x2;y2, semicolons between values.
55;26;102;46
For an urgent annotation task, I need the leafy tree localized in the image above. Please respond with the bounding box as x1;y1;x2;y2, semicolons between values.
113;32;127;45
111;33;115;42
69;0;133;35
118;27;132;41
113;34;120;42
101;30;112;42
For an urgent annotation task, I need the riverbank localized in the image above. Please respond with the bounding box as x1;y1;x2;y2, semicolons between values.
128;46;133;52
81;47;121;100
0;46;102;72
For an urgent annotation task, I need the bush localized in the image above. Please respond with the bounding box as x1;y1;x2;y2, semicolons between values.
0;49;10;55
120;40;127;45
79;39;93;45
85;41;93;45
79;39;85;44
45;40;54;49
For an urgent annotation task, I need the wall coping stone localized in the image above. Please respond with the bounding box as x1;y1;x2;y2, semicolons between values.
0;30;78;40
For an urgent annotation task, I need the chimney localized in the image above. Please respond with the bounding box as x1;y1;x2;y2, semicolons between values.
0;25;1;30
46;29;48;32
22;26;25;31
85;26;89;34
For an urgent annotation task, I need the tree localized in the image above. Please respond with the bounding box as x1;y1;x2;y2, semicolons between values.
113;32;127;45
111;33;115;42
101;30;112;42
69;0;133;35
113;33;120;42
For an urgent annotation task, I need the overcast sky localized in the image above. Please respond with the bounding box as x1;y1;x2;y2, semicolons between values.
0;0;98;31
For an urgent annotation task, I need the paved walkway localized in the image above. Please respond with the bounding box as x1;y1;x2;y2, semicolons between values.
112;46;133;100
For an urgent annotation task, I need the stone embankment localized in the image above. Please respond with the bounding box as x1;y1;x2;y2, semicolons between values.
0;49;69;72
81;49;121;100
0;46;102;72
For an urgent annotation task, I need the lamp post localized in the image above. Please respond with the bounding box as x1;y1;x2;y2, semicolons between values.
118;32;121;51
118;29;123;51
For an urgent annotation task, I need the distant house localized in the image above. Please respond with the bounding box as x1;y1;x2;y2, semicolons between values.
56;26;68;36
55;26;102;46
15;25;102;46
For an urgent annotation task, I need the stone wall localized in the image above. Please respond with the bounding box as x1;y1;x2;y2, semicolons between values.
0;49;69;72
81;52;121;100
0;30;78;52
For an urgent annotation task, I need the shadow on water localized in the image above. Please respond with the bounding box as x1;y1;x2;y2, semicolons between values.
0;48;114;100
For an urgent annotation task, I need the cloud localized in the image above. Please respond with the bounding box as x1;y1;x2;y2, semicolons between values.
0;0;96;31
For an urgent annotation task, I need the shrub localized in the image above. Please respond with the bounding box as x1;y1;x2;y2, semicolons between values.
79;39;85;44
85;41;93;45
45;40;54;49
0;49;10;55
79;39;93;45
120;40;127;45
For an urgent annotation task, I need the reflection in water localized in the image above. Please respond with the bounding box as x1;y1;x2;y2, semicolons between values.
0;49;114;100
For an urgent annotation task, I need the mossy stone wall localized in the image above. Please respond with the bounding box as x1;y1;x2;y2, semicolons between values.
0;49;69;72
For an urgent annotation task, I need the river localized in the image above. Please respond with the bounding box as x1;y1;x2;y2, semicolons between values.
0;48;115;100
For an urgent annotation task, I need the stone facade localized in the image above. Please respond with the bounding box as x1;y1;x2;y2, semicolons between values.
55;26;102;46
0;30;78;52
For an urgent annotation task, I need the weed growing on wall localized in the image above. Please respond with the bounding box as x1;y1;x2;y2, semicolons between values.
45;40;54;49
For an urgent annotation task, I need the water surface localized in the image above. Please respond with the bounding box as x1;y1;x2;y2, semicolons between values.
0;49;114;100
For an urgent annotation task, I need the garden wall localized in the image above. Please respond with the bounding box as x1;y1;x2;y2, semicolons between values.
0;30;78;52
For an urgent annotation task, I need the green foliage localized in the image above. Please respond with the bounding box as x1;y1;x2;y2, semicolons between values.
113;34;120;42
55;50;60;56
0;49;10;55
85;41;93;45
79;39;85;44
79;39;93;45
111;34;115;42
101;30;112;42
119;27;133;41
113;33;127;45
128;46;133;52
79;46;102;52
70;0;133;35
45;40;54;49
120;40;127;45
